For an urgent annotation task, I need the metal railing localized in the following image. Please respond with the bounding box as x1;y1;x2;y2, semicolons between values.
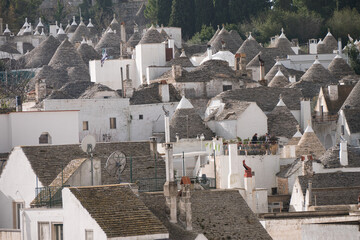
313;114;338;123
223;141;278;156
136;178;166;192
32;185;69;208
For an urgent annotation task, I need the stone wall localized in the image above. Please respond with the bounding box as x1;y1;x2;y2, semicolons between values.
277;177;289;195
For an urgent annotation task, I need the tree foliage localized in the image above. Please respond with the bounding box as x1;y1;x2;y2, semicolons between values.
157;0;172;26
251;9;323;43
189;24;215;44
194;0;214;33
327;8;360;43
169;0;195;39
345;43;360;74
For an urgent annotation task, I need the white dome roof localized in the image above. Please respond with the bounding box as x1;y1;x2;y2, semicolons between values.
200;50;234;67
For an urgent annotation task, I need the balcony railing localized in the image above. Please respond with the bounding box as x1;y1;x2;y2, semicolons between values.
32;185;69;208
313;114;338;123
223;141;279;156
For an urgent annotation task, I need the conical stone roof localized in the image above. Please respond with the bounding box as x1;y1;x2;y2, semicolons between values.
328;55;355;80
95;30;121;58
79;83;121;99
56;24;67;42
267;98;298;138
126;30;142;49
108;15;121;37
160;29;169;41
268;70;289;88
208;25;220;45
70;19;90;43
87;19;98;38
77;42;101;65
30;65;70;90
342;79;360;110
66;16;77;34
265;61;290;82
300;59;337;84
296;124;326;159
165;54;194;67
287;127;303;145
317;31;338;54
49;39;89;70
19;35;61;69
139;26;163;44
236;34;262;62
169;96;214;142
274;34;295;55
211;28;241;54
229;30;243;45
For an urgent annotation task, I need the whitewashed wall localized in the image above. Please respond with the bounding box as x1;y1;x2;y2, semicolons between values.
207;102;267;140
289;179;305;212
236;103;267;139
215;145;280;193
136;43;166;87
62;188;108;240
0;111;79;153
0;147;43;228
156;27;182;48
302;222;360;240
21;208;63;240
89;58;137;90
261;214;360;240
44;99;130;142
280;53;344;72
0;114;11;153
129;102;177;141
44;99;178;143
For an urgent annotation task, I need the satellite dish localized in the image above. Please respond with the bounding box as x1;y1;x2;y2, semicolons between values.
105;151;126;182
81;135;96;153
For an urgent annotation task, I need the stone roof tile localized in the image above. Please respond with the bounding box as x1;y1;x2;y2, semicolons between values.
70;184;168;238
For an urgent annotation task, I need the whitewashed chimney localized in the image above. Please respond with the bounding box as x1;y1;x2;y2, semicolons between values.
207;45;212;60
159;82;170;103
340;140;348;166
328;85;338;101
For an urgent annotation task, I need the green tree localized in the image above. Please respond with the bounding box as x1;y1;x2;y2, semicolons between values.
157;0;172;26
144;0;158;25
327;8;360;43
54;0;65;22
169;0;195;39
273;0;293;11
252;9;323;43
337;0;360;11
194;0;214;32
213;0;229;26
345;43;360;74
293;0;336;19
189;24;215;44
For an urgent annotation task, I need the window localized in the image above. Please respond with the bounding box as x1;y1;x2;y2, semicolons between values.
39;132;52;144
85;230;94;240
341;125;345;135
38;222;50;240
223;85;232;91
110;118;116;129
52;223;63;240
13;202;23;229
83;121;89;131
139;114;143;120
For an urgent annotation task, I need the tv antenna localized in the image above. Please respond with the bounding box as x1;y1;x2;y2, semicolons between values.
81;135;96;185
105;151;126;183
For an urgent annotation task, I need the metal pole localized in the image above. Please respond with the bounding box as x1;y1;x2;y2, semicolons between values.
87;144;94;186
130;156;133;183
182;151;185;177
213;149;216;189
154;153;157;190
